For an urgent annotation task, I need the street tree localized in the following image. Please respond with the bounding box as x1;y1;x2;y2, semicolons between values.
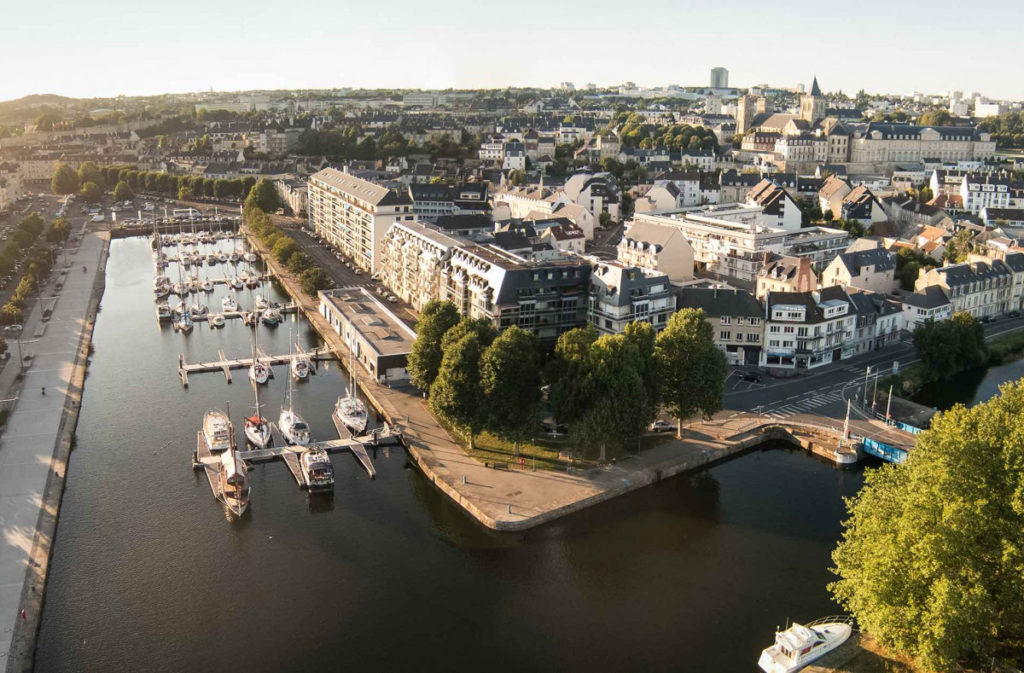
286;252;314;274
548;325;599;427
299;268;331;297
272;236;298;264
244;177;282;213
913;312;987;382
429;332;487;449
480;326;541;452
440;317;496;353
407;300;460;391
113;181;133;202
655;308;727;435
77;161;104;188
51;163;80;195
79;181;102;203
831;379;1024;672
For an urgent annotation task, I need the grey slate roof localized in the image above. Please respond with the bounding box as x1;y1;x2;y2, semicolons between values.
835;248;895;276
677;288;764;319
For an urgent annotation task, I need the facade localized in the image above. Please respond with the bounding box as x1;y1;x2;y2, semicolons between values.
745;179;802;231
318;287;417;383
377;221;462;312
960;174;1012;214
756;256;817;299
847;123;996;167
587;262;675;335
915;258;1013;319
898;286;952;331
821;247;897;294
764;287;856;369
710;67;729;89
307;168;414;273
847;291;903;355
679;288;765;366
617;219;696;283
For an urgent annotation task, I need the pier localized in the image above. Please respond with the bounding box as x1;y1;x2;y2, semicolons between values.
177;345;331;386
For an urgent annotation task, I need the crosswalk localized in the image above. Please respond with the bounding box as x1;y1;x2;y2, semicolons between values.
761;390;847;419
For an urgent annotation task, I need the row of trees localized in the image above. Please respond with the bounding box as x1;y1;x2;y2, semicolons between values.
614;113;719;152
409;303;728;459
52;162;261;203
242;181;330;297
0;214;68;326
978;109;1024;148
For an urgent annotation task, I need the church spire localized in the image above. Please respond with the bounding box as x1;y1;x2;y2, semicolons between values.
810;76;822;97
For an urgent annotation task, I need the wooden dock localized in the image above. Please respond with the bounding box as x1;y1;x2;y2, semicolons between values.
332;414;376;478
177;346;332;387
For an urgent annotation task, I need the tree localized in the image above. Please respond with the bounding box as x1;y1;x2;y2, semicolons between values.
831;380;1024;672
51;163;80;195
913;312;988;383
245;178;282;213
429;333;487;449
624;321;659;422
286;251;314;274
46;216;71;243
407;300;460;390
113;181;133;202
480;326;541;451
655;308;727;436
944;228;974;264
299;268;331;297
917;109;953;126
0;304;23;326
272;236;298;264
77;161;104;189
79;181;102;203
599;211;613;228
548;325;599;427
440;317;497;353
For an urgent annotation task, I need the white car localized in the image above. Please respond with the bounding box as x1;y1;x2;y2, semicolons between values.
91;214;105;223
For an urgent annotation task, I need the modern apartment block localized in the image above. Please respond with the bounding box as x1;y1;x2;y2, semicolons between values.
764;287;856;369
587;261;675;335
678;287;765;366
377;221;462;312
307;167;414;272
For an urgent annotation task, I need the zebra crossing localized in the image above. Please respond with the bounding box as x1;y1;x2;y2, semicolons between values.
761;390;847;419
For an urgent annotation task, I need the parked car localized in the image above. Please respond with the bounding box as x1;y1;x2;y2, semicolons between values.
649;419;676;433
740;372;762;383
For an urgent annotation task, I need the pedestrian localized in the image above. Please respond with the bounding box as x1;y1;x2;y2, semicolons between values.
20;608;26;621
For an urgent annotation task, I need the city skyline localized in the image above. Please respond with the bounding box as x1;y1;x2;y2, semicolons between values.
1;0;1022;102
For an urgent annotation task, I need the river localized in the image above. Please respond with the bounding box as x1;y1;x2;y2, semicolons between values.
35;238;866;672
913;357;1024;410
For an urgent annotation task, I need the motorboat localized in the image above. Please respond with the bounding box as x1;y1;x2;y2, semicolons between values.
222;294;239;312
758;617;853;673
299;448;334;491
208;313;225;328
243;252;257;263
230;277;244;291
203;409;233;453
261;307;281;326
218;447;250;516
156;301;172;321
189;300;208;318
174;310;193;334
254;295;269;311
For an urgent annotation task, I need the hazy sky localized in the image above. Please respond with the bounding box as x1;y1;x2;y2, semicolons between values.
1;0;1021;102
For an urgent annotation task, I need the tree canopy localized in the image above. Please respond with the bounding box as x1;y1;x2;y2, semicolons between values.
78;181;102;203
113;181;133;202
408;300;461;390
655;308;728;433
245;177;282;213
480;326;541;451
429;332;487;449
831;379;1024;672
913;312;988;383
51;163;80;195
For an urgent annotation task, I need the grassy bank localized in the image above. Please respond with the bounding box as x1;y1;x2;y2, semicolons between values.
986;329;1024;365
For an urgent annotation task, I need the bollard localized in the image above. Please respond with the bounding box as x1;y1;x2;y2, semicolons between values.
462;475;466;484
507;504;511;514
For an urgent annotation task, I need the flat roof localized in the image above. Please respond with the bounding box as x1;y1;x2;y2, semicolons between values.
319;287;416;358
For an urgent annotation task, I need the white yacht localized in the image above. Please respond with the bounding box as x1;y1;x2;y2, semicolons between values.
222;294;239;312
202;279;214;293
279;348;311;446
299;448;334;491
174;310;193;334
189;300;208;318
758;617;853;673
230;277;244;290
156;301;172;321
206;253;218;265
218;253;229;263
334;353;367;435
243;252;257;263
218;446;250;516
254;295;269;311
244;381;271;449
261;307;281;326
248;332;270;384
154;283;170;299
229;251;240;264
203;408;233;453
291;350;311;380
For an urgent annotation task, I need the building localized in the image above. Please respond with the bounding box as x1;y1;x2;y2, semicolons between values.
440;244;592;342
318;287;417;384
800;77;827;124
616;219;696;283
710;67;729;89
821;246;897;294
587;261;675;335
847;290;903;354
898;286;952;331
846;123;996;168
764;287;856;369
377;221;462;312
678;288;764;366
307;168;414;273
756;256;817;299
914;258;1012;319
960;174;1012;214
745;179;802;231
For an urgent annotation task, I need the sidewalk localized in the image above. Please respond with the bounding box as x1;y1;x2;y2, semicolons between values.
0;231;107;671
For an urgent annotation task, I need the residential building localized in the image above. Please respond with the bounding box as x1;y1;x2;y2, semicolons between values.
756;256;817;299
915;258;1012;319
846;123;996;167
678;288;765;366
821;246;897;294
588;262;675;335
764;287;856;369
898;286;952;330
960;174;1012;214
783;226;852;269
377;221;462;312
745;179;802;231
307;167;414;273
617;219;696;283
847;290;903;354
318;287;417;384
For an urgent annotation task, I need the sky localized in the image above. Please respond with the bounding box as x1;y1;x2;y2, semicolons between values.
1;0;1022;102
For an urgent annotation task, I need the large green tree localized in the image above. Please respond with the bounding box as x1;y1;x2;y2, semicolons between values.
407;300;460;390
50;163;80;195
913;312;987;383
113;181;133;202
480;326;541;451
79;181;102;203
831;380;1024;672
244;177;282;213
299;267;331;297
548;325;599;427
655;308;727;435
77;161;104;189
429;332;487;449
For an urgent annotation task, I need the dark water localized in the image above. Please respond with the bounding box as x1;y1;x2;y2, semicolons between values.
36;239;866;673
913;359;1024;410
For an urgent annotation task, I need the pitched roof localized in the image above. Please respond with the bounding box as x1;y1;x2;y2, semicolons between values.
677;288;763;318
310;167;411;206
810;77;822;97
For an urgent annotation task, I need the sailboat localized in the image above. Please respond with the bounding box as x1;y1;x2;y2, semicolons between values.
248;330;270;384
244;378;271;449
174;307;193;333
222;293;239;313
333;351;368;435
219;431;250;516
291;339;311;380
279;352;311;446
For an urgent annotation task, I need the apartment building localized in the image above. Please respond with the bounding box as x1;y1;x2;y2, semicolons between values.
821;247;897;294
377;221;463;312
914;258;1013;320
898;286;952;331
847;291;903;355
617;219;696;283
764;287;856;369
960;174;1012;214
307;167;414;273
678;288;765;366
756;256;817;299
588;261;675;335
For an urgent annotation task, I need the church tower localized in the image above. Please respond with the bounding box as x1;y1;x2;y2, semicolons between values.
800;77;827;123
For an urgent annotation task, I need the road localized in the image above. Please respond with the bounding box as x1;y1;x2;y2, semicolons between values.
722;315;1024;424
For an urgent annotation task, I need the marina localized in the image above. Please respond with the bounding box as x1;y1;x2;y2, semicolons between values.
176;345;332;385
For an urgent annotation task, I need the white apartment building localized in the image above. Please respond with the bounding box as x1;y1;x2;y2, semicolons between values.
915;257;1015;320
307;167;414;273
587;261;676;335
377;221;462;312
764;287;856;370
960;174;1012;214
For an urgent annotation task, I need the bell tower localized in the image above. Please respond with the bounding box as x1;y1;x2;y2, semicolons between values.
800;76;827;123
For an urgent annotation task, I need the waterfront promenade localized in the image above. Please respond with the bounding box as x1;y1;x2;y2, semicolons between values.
0;231;107;671
247;228;912;531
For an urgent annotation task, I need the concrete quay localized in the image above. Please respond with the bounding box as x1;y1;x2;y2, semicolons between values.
0;230;108;673
245;227;875;532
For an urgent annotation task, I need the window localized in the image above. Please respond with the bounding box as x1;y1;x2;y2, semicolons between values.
720;331;731;341
721;316;731;325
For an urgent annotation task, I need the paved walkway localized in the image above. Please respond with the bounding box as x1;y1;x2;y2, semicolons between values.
0;231;105;667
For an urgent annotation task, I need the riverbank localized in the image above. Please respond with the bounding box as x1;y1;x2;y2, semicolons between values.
245;226;864;531
0;230;108;673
